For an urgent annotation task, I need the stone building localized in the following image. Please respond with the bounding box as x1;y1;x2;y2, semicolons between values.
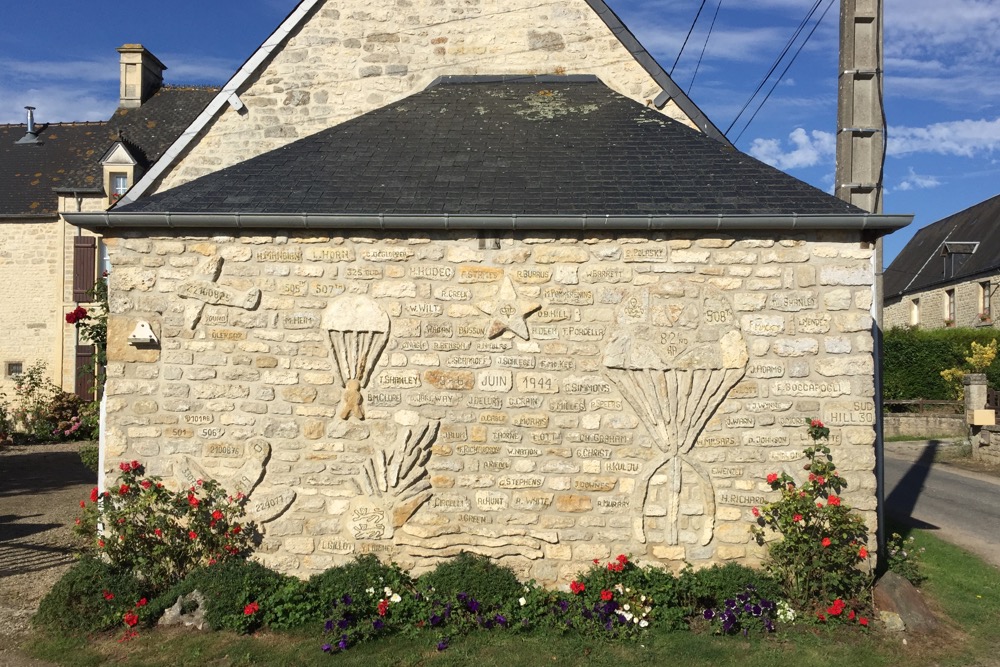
66;0;911;583
0;46;215;398
885;193;1000;330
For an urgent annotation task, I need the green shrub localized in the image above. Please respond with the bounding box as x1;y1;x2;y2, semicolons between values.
34;556;148;633
678;562;784;610
885;532;925;585
78;443;99;473
263;576;324;630
751;420;873;609
75;461;255;593
416;552;522;608
150;559;290;634
884;326;1000;401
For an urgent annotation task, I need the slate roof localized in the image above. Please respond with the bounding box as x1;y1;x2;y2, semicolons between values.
884;193;1000;300
59;85;219;191
121;77;863;217
0;122;107;216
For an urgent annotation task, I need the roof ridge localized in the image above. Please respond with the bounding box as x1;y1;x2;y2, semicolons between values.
0;120;108;129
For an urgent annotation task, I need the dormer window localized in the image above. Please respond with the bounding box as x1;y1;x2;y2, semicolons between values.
111;172;128;201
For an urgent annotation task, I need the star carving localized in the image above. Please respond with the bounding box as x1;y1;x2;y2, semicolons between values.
477;276;540;340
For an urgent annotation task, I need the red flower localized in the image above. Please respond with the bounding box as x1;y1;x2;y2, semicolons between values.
600;589;613;601
119;462;131;472
792;514;803;522
847;609;856;621
593;559;599;564
766;473;778;484
154;528;162;537
377;599;389;616
188;493;200;507
98;539;105;548
232;524;242;534
188;530;197;540
816;613;826;622
79;500;86;508
65;306;88;324
751;507;760;517
90;487;99;502
570;581;585;595
131;460;140;471
119;484;129;496
817;476;825;485
212;509;223;521
827;495;841;507
136;598;147;607
244;601;259;616
141;480;152;489
859;617;869;627
616;554;628;565
821;537;832;548
123;611;139;627
811;419;824;428
103;590;114;601
859;546;868;559
808;473;816;482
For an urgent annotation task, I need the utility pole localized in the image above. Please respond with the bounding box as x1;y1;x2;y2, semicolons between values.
836;0;887;572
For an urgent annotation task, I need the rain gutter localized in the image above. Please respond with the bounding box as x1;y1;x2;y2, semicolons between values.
64;211;912;233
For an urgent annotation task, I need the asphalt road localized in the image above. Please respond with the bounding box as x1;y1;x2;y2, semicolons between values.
884;450;1000;569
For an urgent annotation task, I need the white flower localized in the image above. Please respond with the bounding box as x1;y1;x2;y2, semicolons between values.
519;597;527;607
619;611;633;622
640;595;646;603
639;620;649;628
625;587;631;593
366;587;375;596
384;586;392;596
633;618;639;624
623;604;630;611
390;593;401;603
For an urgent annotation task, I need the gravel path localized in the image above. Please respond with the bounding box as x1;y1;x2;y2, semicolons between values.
0;440;96;667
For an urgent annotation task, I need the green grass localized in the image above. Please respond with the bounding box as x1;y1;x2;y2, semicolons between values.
24;528;1000;667
883;434;966;443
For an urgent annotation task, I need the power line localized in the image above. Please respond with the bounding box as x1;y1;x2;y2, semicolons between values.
724;0;824;136
689;0;723;94
670;0;709;76
731;0;836;144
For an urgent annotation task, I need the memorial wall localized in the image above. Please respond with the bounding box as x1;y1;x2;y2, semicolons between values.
100;229;878;584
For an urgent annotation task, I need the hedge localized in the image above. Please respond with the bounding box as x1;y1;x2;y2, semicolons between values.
883;327;1000;401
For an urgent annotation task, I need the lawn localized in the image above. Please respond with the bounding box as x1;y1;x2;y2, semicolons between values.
24;526;1000;667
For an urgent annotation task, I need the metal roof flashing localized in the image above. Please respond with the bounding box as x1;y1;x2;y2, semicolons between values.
64;211;912;233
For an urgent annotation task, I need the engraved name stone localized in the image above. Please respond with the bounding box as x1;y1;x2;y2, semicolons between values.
542;287;594;305
366;391;402;407
344;266;384;280
306;247;354;262
516;373;558;394
495;355;536;369
435;286;472;301
378;371;421;388
508;396;544;409
410;265;455;280
622;245;668;262
498;475;544;489
361;248;413;261
257;248;303;262
467;395;504;409
477;370;513;392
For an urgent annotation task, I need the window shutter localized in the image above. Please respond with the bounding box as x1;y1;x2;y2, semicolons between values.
75;344;96;399
73;236;97;302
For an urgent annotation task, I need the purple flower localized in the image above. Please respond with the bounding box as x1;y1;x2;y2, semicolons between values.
324;619;334;632
751;604;762;617
467;598;480;613
337;635;348;650
495;614;507;626
457;593;468;603
341;594;352;606
764;619;775;632
372;619;384;631
557;599;569;612
321;644;332;653
437;638;449;652
703;609;716;621
724;599;737;609
430;614;443;626
337;618;350;630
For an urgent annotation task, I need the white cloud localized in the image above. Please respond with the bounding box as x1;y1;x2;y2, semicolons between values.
748;127;835;170
888;117;1000;157
896;167;942;191
0;84;115;124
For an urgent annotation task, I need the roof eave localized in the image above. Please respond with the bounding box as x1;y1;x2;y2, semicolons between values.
65;211;913;233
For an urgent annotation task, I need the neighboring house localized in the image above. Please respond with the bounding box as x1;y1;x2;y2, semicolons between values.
67;0;910;582
884;193;1000;330
0;45;216;398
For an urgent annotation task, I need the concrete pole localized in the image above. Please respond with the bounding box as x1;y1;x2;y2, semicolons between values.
836;0;887;572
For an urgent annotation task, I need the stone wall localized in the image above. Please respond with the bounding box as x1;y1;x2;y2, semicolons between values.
101;229;878;584
0;217;63;395
884;270;1000;330
155;0;696;192
882;414;965;439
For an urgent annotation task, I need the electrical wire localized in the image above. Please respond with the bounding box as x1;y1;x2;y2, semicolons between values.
724;0;824;136
731;0;836;144
689;0;723;94
670;0;709;76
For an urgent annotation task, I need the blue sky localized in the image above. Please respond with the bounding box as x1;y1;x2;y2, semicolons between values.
2;0;998;267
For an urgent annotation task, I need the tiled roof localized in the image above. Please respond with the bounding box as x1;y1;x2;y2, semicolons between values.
60;86;219;190
884;193;1000;300
0;122;107;216
122;77;862;217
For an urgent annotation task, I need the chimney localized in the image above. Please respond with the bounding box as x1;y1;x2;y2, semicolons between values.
117;44;166;109
15;106;40;145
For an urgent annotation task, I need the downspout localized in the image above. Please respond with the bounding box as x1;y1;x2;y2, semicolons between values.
872;239;887;576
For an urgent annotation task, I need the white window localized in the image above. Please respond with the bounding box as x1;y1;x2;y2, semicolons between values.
111;172;128;198
980;281;991;320
910;299;920;326
945;289;956;324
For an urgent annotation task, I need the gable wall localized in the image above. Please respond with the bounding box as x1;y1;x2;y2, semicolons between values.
100;228;878;583
884;271;1000;330
155;0;696;192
